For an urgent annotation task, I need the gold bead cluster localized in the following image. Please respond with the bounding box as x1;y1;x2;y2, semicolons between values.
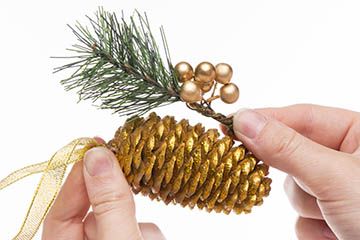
175;61;240;104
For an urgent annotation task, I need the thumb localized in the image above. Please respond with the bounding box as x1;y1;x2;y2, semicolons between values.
83;147;142;240
232;109;348;191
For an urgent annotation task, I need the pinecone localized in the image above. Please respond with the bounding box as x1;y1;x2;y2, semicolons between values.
107;112;271;214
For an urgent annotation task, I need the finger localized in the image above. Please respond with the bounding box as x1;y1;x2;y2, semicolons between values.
93;136;106;145
139;223;166;240
353;146;360;157
83;147;142;240
255;104;360;153
284;175;323;219
42;162;90;239
295;217;337;240
84;212;97;240
232;109;353;192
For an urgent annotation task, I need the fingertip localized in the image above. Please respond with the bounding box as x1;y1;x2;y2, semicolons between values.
84;146;117;163
296;217;337;240
219;124;240;141
233;109;267;140
93;136;106;144
219;124;227;135
139;223;166;240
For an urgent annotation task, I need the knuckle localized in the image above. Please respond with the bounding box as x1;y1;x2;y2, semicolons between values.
91;189;134;217
302;104;315;137
257;120;302;159
273;128;301;159
354;120;360;145
287;104;315;137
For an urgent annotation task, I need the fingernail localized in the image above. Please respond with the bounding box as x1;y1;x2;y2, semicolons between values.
323;227;337;239
233;109;267;139
84;147;113;176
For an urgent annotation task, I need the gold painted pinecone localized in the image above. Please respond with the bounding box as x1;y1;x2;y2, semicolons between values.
107;112;271;214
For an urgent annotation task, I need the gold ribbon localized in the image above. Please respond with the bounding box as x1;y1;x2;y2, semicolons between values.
0;138;101;240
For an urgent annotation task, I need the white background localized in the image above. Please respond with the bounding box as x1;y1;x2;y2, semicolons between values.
1;1;360;239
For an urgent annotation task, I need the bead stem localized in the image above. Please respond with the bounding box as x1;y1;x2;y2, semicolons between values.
186;102;234;136
205;95;220;104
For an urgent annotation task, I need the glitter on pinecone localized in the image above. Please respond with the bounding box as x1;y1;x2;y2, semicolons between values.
108;112;271;214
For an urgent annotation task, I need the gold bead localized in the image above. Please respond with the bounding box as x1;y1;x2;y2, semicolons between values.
174;62;194;82
180;81;203;103
215;63;233;84
220;83;239;104
195;62;216;83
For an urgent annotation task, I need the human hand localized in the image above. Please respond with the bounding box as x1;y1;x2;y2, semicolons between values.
42;141;166;240
231;104;360;240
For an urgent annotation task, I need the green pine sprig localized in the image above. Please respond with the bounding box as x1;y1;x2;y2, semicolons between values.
54;8;181;117
55;8;234;132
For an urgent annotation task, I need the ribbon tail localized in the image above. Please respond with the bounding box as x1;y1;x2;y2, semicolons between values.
0;137;101;240
0;162;48;190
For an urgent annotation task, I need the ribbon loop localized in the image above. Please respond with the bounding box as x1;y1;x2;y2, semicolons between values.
0;138;101;240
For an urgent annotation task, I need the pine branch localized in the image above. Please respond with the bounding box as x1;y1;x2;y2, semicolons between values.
54;8;180;117
54;8;234;133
